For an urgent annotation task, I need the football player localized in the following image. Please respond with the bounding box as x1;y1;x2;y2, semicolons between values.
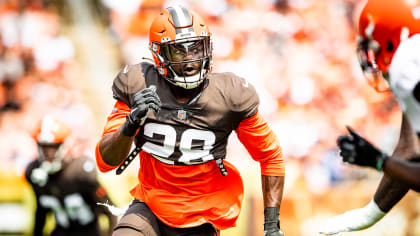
95;5;286;236
320;0;420;234
26;116;117;236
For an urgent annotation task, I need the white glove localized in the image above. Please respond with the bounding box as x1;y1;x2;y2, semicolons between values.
319;200;386;235
31;167;48;187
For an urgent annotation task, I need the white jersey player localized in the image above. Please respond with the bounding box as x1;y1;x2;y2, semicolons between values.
320;0;420;234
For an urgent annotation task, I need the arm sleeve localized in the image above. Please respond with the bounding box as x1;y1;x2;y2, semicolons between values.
25;164;48;236
33;202;48;236
95;100;131;172
235;112;285;176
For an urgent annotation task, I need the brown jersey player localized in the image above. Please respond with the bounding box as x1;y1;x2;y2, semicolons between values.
96;5;285;236
26;116;117;236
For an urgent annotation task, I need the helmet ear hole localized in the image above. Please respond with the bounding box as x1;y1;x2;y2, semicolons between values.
386;41;394;52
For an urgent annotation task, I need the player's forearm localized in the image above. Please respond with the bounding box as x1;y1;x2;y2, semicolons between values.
373;115;417;211
262;175;284;208
99;128;134;166
383;157;420;192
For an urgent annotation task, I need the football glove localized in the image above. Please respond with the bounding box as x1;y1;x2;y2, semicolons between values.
264;207;284;236
121;86;161;136
337;126;388;171
319;200;385;235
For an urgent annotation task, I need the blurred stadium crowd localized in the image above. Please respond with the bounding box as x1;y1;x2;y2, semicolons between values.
0;0;418;235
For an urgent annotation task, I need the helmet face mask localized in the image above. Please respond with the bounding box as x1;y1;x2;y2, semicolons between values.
357;37;390;92
39;143;61;162
149;6;212;89
357;38;380;74
38;143;63;174
158;36;211;89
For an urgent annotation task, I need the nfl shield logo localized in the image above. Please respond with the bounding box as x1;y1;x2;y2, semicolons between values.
177;110;187;120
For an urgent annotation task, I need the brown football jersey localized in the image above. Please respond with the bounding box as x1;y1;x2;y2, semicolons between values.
25;157;104;234
112;62;259;164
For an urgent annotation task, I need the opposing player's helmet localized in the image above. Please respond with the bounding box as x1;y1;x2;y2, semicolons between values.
149;6;212;89
357;0;420;91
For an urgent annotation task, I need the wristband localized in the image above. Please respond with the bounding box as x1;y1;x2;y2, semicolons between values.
121;115;140;137
264;207;280;231
376;153;388;171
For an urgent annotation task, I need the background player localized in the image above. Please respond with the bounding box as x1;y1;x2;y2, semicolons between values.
26;115;117;236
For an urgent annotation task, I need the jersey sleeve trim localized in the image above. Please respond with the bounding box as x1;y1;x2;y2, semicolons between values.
235;112;285;176
102;101;131;136
95;141;118;173
95;101;131;173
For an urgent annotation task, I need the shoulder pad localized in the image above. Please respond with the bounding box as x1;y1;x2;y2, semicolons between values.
112;62;154;108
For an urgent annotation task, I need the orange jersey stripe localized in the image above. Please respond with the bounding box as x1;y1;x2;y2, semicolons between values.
95;142;117;173
95;101;130;172
235;112;285;176
103;101;131;136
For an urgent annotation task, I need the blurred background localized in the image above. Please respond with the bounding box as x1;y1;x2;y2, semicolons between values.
0;0;418;235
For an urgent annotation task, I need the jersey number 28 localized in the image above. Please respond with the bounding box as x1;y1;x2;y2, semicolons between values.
141;123;216;162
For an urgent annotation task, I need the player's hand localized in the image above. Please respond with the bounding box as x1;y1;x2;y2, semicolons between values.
337;126;388;170
130;85;161;122
121;86;161;136
264;207;284;236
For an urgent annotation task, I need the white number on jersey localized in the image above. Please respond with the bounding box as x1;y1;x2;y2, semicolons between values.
39;193;94;227
141;123;216;163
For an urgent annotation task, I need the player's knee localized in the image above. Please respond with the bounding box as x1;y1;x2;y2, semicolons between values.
113;213;159;236
113;227;146;236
